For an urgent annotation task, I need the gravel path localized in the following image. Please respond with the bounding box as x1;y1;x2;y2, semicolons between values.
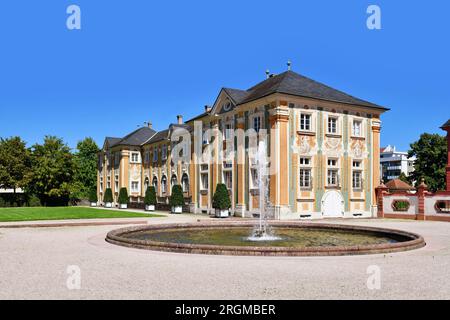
1;216;449;300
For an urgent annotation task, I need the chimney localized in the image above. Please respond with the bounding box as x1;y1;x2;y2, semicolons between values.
147;121;152;129
265;69;270;79
204;105;212;113
177;115;183;124
287;60;292;71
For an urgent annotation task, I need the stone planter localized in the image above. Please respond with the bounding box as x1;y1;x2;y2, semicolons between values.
119;204;128;209
171;206;182;214
145;205;155;212
90;202;97;207
105;202;112;208
215;209;230;218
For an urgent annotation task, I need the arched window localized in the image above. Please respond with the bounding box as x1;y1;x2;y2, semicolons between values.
171;175;178;188
181;173;189;193
152;176;158;190
161;175;167;194
144;177;150;191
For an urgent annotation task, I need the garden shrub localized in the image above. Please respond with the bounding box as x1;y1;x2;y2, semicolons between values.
145;186;157;206
212;183;231;210
118;188;129;205
169;185;184;207
103;188;113;203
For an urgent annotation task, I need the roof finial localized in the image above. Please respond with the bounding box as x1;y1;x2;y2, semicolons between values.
265;69;270;79
287;60;292;71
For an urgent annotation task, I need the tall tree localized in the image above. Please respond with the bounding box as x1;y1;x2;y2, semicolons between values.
73;137;99;199
408;133;447;192
0;137;31;193
29;136;74;206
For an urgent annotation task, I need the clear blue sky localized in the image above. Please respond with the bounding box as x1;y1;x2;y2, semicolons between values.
0;0;448;151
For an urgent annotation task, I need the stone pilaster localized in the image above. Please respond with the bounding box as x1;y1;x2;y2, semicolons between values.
269;102;291;219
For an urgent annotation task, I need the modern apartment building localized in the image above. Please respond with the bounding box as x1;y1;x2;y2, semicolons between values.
380;145;416;181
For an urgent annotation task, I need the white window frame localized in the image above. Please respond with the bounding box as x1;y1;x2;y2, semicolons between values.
181;174;189;193
250;113;263;134
161;176;167;194
131;181;140;193
299;157;312;189
161;145;167;160
200;165;209;191
299;112;313;132
352;119;363;137
223;121;234;140
222;162;233;190
327;116;339;135
352;160;364;190
327;157;340;187
100;177;104;193
114;174;119;192
130;152;140;164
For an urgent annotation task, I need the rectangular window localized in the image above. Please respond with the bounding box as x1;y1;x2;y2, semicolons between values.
153;147;158;162
352;120;362;137
300;169;312;188
100;177;104;193
328;159;338;167
201;173;209;190
300;114;311;131
161;145;167;160
107;176;111;189
223;171;233;190
131;181;139;193
144;151;150;164
353;160;362;169
253;116;262;133
328;117;338;134
224;123;233;140
130;152;140;163
327;170;339;186
352;171;362;189
300;157;311;166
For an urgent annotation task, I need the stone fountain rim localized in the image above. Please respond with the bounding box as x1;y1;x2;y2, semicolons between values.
105;221;426;257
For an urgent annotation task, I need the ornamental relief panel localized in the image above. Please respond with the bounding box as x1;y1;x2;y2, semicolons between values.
349;139;368;159
323;136;343;157
292;135;318;156
130;166;140;181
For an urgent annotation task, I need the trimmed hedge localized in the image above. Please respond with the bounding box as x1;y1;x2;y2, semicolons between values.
103;188;113;203
118;188;129;205
169;185;184;207
212;183;231;210
145;186;157;206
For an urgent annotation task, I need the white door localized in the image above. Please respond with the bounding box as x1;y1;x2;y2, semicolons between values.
321;191;344;217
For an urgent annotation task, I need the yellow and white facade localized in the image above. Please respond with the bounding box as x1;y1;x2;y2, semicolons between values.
98;70;387;219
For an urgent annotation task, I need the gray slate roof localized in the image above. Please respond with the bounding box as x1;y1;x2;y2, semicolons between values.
238;71;386;109
105;137;121;147
441;119;450;129
114;127;157;147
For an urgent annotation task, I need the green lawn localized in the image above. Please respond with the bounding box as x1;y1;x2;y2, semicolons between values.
0;207;165;222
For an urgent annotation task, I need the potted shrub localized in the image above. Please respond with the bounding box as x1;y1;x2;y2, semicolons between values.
88;189;98;207
118;187;129;209
103;188;113;208
145;186;157;212
169;185;184;214
213;183;231;218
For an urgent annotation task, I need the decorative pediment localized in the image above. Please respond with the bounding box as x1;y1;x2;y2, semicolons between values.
210;89;238;116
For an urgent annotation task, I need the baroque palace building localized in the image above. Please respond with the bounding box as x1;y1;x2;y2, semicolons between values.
98;68;388;219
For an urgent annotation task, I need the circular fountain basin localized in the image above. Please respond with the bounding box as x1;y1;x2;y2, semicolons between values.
106;222;425;257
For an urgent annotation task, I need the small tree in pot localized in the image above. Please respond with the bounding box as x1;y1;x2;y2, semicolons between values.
213;183;231;218
169;185;184;214
103;188;113;208
89;189;98;207
118;187;129;209
144;186;157;212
